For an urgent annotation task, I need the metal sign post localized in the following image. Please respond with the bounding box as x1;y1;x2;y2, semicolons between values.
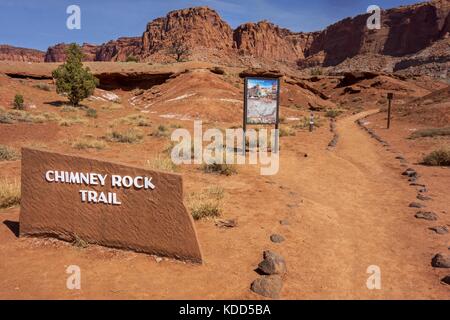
387;92;393;129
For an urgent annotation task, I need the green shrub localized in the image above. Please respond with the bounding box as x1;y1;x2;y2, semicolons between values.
325;109;344;118
421;148;450;166
52;43;98;106
151;124;169;137
13;94;24;110
85;108;98;118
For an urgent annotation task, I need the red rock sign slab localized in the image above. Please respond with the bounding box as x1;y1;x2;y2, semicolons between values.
20;148;203;263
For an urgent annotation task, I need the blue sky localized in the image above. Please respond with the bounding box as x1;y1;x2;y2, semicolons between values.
0;0;422;51
248;79;278;89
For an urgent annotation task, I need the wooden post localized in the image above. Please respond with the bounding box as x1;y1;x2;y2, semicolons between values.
243;78;248;156
387;92;393;129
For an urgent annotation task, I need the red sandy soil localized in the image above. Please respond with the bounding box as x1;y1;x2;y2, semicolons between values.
0;62;449;299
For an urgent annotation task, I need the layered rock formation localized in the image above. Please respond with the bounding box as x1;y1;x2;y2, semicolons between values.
305;0;450;66
0;45;45;62
1;2;449;76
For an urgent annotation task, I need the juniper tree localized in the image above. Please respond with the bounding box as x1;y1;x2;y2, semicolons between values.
52;43;98;106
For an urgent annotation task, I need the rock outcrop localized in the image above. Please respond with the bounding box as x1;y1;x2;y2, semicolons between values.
2;2;449;74
233;21;312;63
95;37;142;61
142;7;234;55
44;43;99;62
304;0;450;66
0;45;45;62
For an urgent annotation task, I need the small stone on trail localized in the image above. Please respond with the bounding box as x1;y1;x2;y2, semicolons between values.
415;211;438;221
250;275;283;299
280;219;290;226
258;250;287;275
432;254;450;268
429;226;449;235
417;194;432;201
402;168;417;178
441;275;450;285
270;234;285;243
409;202;425;208
215;219;238;228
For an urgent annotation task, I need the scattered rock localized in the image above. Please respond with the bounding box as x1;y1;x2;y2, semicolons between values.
409;202;426;208
209;66;225;75
418;187;428;193
441;275;450;285
429;226;449;235
395;155;405;160
415;211;438;221
270;234;285;243
155;257;163;263
215;219;238;228
432;254;450;268
417;194;432;201
402;168;417;178
258;251;287;275
279;219;290;226
250;275;283;299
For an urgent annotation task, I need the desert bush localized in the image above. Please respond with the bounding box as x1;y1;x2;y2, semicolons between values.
188;186;224;220
201;161;237;176
145;155;177;172
125;55;139;63
71;137;106;150
409;127;450;139
52;43;98;106
117;114;151;127
151;124;169;137
292;116;322;129
105;128;143;143
0;112;15;124
71;234;89;248
59;115;87;127
325;109;344;118
0;145;20;161
421;148;450;166
0;179;21;209
310;68;323;76
33;83;51;91
85;108;98;118
13;94;24;110
279;126;295;137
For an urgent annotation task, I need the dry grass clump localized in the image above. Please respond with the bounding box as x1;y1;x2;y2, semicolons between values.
145;155;177;172
115;114;151;127
0;109;61;124
421;148;450;166
0;145;20;161
105;128;144;143
188;186;224;220
33;83;51;91
409;127;450;139
292;116;322;129
151;124;170;138
71;137;107;150
279;126;295;137
325;109;344;118
201;162;237;176
0;179;21;209
59;115;88;127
